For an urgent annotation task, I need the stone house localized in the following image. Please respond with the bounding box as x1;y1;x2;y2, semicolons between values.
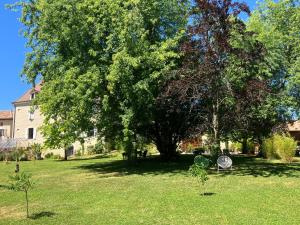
12;84;44;145
0;111;13;139
0;84;97;156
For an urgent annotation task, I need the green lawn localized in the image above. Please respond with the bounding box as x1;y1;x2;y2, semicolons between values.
0;154;300;225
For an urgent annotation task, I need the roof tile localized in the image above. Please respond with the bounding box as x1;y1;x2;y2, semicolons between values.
13;84;42;103
0;111;13;120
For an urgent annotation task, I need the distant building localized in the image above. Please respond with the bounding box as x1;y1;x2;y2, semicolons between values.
287;121;300;145
0;111;13;139
0;84;96;156
12;84;44;145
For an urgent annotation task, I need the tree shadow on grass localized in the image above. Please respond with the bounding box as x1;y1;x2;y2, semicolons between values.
75;154;300;178
55;154;115;162
29;211;56;220
75;155;194;178
212;155;300;178
68;154;114;161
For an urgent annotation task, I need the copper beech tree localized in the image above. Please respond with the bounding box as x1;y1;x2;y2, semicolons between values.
159;0;284;153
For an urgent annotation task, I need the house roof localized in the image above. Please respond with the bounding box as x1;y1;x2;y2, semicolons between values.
287;120;300;132
0;111;13;120
13;84;42;104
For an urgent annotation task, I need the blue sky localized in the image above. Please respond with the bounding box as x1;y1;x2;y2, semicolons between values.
0;0;31;110
0;0;258;110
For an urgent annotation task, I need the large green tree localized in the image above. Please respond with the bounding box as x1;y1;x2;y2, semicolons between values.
14;0;188;159
247;0;300;117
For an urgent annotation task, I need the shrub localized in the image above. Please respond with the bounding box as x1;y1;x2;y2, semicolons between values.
9;148;30;161
86;145;95;155
44;152;63;160
262;134;297;162
247;140;255;154
194;155;211;169
114;140;125;152
192;147;205;155
52;154;62;160
262;137;277;159
230;142;242;152
31;143;43;160
0;152;15;161
145;143;158;155
230;140;255;153
0;150;31;162
104;141;114;152
274;134;297;163
186;143;194;153
75;150;82;157
44;152;54;159
85;142;107;155
0;152;6;161
210;145;222;164
94;142;104;154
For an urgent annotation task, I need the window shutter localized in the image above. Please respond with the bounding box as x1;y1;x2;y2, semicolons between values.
33;128;36;139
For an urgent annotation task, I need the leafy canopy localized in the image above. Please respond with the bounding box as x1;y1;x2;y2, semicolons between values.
13;0;189;149
247;0;300;117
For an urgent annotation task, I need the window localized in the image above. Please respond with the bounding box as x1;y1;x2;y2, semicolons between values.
31;93;35;100
0;122;3;126
29;111;34;121
28;128;34;139
0;129;5;137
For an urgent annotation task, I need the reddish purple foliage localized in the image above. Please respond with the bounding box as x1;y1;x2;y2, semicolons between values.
157;0;272;141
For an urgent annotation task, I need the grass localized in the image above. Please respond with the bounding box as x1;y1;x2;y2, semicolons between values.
0;154;300;225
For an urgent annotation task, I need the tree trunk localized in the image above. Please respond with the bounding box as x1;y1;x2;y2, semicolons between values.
129;143;137;162
225;139;229;150
152;120;178;161
257;137;263;157
212;103;220;148
15;157;20;173
158;145;177;161
124;140;137;163
80;141;85;156
64;148;68;161
156;135;178;161
241;138;248;154
25;190;29;218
